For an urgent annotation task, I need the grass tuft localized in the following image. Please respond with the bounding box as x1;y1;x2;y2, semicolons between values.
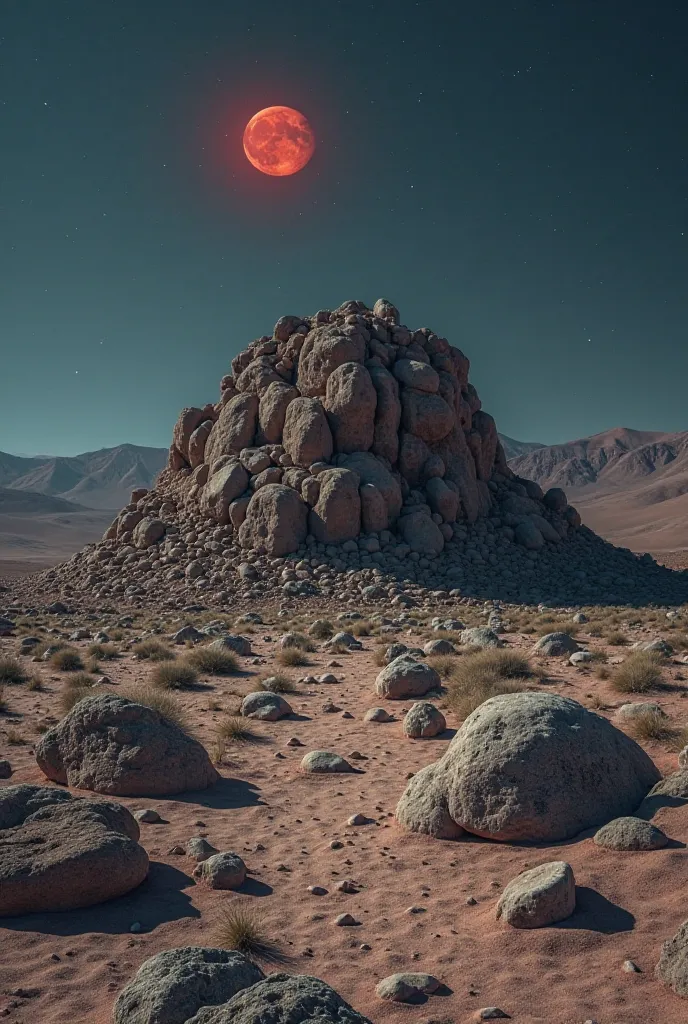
309;620;334;640
214;905;285;963
0;656;28;685
610;651;665;694
120;683;190;731
627;709;675;743
86;643;120;661
186;647;239;676
606;631;629;647
259;674;298;694
131;639;176;661
446;648;535;720
50;648;84;672
151;661;199;690
277;648;309;668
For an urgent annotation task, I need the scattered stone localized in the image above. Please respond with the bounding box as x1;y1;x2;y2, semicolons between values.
134;808;162;824
423;638;456;656
308;885;328;896
534;632;580;656
623;959;641;973
496;861;576;928
477;1009;510;1020
193;852;247;890
0;759;13;780
375;655;441;700
241;691;292;721
594;817;668;851
403;701;446;738
364;707;393;723
186;837;219;862
301;751;357;774
460;628;503;649
334;913;358;926
376;972;441;1003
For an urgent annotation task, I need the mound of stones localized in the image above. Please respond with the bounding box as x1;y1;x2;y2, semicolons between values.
0;785;148;915
113;948;372;1024
36;694;218;797
396;692;660;842
16;297;687;611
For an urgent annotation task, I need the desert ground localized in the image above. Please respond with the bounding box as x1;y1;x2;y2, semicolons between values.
2;596;688;1024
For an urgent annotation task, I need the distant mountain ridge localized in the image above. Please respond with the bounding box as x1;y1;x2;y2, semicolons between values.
0;444;168;510
497;433;545;461
508;426;688;552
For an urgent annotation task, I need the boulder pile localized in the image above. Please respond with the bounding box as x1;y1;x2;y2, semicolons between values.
16;298;688;608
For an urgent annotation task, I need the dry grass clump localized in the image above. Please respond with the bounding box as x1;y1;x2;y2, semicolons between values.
151;660;199;690
50;648;84;672
213;717;261;761
186;647;239;676
26;674;43;691
60;673;99;714
277;648;309;668
446;648;535;720
627;709;676;743
132;639;176;661
214;905;284;963
427;654;461;680
0;656;28;686
86;643;120;661
309;620;334;640
372;647;388;668
610;651;665;694
606;631;629;646
121;683;189;731
259;674;298;694
351;620;373;637
283;633;315;651
5;726;26;745
0;685;6;712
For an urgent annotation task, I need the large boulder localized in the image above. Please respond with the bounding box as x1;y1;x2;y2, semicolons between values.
35;694;219;797
395;692;660;842
186;973;373;1024
375;656;441;700
425;477;460;522
282;397;334;468
205;394;258;464
297;325;366;397
403;702;446;738
257;381;299;444
132;517;166;549
337;451;402;522
398;511;444;556
238;484;308;556
393;358;439;393
172;407;207;463
0;785;148;915
188;421;213;469
241;691;292;721
401;390;454;443
113;947;264;1024
200;461;249;524
309;468;361;544
324;362;376;453
368;365;401;464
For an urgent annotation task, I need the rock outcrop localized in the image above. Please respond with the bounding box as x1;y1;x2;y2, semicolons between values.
0;785;148;915
396;692;660;842
35;694;219;796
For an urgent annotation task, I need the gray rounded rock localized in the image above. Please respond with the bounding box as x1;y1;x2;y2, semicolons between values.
186;973;373;1024
460;627;503;649
423;638;456;656
35;694;218;797
364;707;393;723
534;632;580;656
241;691;292;721
496;861;575;928
375;655;441;700
376;972;441;1002
113;947;264;1024
403;702;447;738
193;852;246;889
301;751;356;774
396;692;660;842
594;816;668;851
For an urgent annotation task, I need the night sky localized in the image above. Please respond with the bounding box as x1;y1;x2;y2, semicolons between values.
2;1;687;456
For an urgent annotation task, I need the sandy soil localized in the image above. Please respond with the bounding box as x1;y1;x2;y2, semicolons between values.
2;610;688;1024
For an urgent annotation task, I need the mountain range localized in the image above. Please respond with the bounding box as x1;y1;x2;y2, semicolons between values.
0;444;168;511
509;427;688;552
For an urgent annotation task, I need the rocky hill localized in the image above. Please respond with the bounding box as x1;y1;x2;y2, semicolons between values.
497;434;545;461
508;428;688;551
14;296;687;609
0;445;167;510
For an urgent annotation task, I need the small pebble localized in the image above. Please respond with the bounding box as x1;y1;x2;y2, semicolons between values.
334;913;358;926
135;809;161;824
308;886;328;896
623;959;641;973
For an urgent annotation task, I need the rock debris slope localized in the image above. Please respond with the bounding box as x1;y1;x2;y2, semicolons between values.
22;298;688;607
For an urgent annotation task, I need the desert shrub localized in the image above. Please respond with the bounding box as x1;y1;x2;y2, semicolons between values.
60;680;97;714
121;683;189;731
309;620;334;640
51;648;84;672
214;906;282;962
606;631;629;646
277;648;309;668
610;651;664;694
151;661;199;690
213;717;261;761
0;656;28;685
259;674;298;694
186;647;239;676
446;649;534;720
351;620;372;637
5;727;26;745
26;675;43;691
426;655;461;680
372;647;388;667
627;709;675;743
131;640;176;661
282;633;314;651
86;643;120;661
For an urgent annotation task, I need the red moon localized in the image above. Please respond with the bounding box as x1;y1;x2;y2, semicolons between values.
243;106;315;176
